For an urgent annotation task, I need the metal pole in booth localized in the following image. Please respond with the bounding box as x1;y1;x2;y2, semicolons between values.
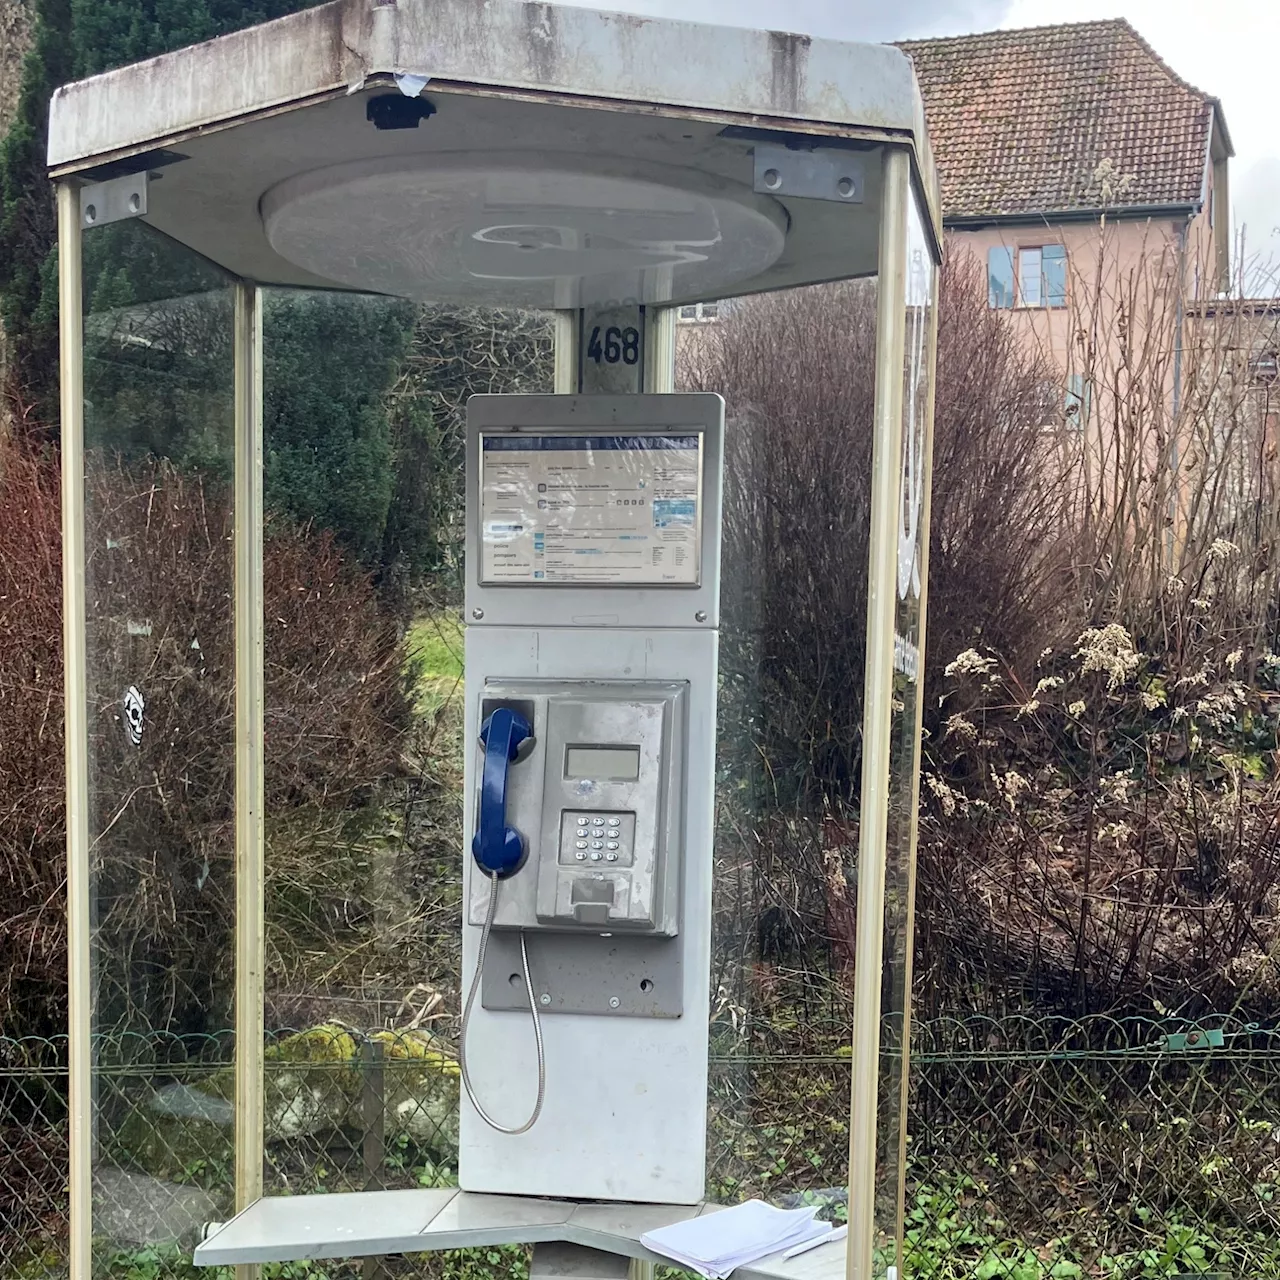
847;146;911;1280
58;179;92;1280
233;282;266;1280
553;305;676;395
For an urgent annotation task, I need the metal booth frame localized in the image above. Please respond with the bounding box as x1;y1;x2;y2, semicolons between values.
52;4;942;1279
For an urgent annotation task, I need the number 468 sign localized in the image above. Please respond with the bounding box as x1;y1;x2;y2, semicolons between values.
578;304;646;393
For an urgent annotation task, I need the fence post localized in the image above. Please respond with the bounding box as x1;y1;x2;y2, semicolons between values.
361;1039;386;1280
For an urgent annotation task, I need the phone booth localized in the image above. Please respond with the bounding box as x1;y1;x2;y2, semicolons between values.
51;2;939;1279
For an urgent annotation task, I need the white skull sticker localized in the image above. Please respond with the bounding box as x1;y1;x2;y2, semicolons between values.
123;685;145;747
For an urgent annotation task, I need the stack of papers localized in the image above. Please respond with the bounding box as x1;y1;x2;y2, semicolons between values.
640;1200;829;1278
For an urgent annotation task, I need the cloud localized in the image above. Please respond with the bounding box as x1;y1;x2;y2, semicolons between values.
556;0;1014;43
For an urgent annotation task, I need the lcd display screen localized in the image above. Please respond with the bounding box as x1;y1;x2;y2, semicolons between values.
565;746;642;780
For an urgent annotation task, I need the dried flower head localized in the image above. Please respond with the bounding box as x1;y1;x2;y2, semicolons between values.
944;649;997;680
1073;623;1138;691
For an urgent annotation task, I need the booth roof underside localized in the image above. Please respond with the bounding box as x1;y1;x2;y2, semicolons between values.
45;0;941;291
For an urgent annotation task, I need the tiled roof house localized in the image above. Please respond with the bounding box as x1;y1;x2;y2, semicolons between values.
897;19;1231;231
895;20;1234;414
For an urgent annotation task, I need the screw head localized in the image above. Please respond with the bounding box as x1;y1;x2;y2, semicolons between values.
762;168;782;191
695;610;708;622
608;996;621;1009
471;607;484;620
539;993;552;1006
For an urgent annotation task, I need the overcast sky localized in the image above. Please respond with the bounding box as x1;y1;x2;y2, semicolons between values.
566;0;1280;293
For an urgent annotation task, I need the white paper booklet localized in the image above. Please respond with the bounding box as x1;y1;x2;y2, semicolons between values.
640;1200;828;1279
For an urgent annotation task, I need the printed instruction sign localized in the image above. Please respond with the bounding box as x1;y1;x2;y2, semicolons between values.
480;433;702;586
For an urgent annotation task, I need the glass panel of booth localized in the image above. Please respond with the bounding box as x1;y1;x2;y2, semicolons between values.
873;178;939;1277
695;150;886;1220
63;135;927;1265
77;217;239;1263
258;291;553;1198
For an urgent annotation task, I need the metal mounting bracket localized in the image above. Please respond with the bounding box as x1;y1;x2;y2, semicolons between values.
752;142;864;204
80;171;149;229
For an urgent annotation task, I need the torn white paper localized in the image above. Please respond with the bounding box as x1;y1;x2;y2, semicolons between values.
395;72;430;97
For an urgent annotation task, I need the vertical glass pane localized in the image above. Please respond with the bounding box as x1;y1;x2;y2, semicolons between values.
876;186;937;1279
1044;244;1068;308
259;294;552;1207
81;221;238;1275
987;247;1014;309
679;155;885;1221
1019;246;1043;308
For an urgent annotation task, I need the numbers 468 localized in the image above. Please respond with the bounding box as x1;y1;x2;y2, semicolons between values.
587;326;640;366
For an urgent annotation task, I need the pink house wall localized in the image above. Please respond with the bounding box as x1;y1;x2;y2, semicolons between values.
947;209;1216;381
945;152;1222;379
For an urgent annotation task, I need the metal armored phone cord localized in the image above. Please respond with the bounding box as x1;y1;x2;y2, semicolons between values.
459;869;546;1134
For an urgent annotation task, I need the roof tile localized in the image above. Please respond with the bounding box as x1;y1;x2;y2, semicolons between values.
896;19;1215;221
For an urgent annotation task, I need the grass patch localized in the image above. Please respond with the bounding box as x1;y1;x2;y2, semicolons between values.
409;612;464;681
407;611;464;717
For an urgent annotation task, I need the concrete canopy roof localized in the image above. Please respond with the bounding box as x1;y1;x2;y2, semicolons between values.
46;0;940;304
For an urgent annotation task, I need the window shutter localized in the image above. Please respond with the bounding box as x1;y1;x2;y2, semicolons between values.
1066;374;1091;429
987;247;1015;309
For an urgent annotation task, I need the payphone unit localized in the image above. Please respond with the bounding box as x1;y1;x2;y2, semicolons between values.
458;393;723;1204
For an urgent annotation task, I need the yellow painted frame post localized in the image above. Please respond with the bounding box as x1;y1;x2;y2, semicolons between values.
554;312;578;393
847;146;910;1280
643;307;676;393
234;281;266;1280
59;180;92;1280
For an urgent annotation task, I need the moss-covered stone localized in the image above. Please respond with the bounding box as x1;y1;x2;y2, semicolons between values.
110;1024;458;1185
371;1028;459;1154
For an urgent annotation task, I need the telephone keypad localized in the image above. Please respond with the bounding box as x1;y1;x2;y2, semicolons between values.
560;810;637;868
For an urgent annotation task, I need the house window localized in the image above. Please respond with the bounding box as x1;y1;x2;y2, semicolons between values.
1033;380;1060;430
988;245;1067;309
1019;247;1044;307
1252;349;1278;385
677;302;720;323
1035;376;1092;431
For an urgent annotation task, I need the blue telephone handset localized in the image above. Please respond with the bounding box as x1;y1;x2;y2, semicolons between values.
462;704;545;1135
472;706;533;879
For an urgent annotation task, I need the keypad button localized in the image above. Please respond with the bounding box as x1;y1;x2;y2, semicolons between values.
577;817;589;827
593;817;605;826
608;817;621;827
605;852;618;862
590;851;603;861
575;840;588;850
575;852;587;861
606;841;620;850
591;840;604;850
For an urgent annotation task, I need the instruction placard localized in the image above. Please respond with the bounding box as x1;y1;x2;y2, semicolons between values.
480;433;702;585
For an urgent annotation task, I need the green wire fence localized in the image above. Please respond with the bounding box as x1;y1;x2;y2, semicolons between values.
3;1016;1276;1279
